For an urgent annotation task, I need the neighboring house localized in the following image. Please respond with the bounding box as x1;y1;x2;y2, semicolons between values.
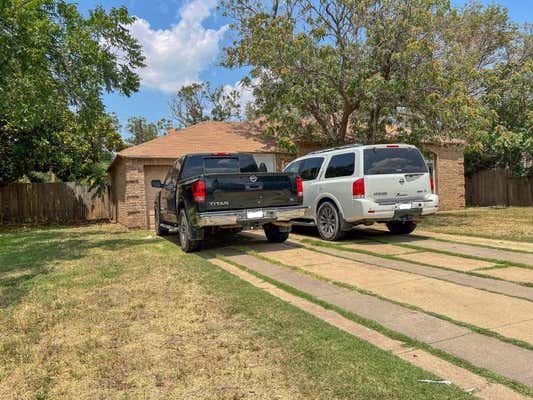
108;120;465;229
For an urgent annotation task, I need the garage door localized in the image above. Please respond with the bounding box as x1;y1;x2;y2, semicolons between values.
144;165;172;229
253;154;277;172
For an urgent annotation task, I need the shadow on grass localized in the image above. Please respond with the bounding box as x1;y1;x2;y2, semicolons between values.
0;227;152;308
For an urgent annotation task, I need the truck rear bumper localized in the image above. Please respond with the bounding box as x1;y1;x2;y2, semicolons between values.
196;205;308;227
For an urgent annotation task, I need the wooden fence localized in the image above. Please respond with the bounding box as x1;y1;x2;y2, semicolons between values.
466;169;533;207
0;183;112;224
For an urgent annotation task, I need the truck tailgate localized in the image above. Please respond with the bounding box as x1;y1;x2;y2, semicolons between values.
201;173;300;211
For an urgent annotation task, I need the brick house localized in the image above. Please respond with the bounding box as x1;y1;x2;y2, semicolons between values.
108;120;465;229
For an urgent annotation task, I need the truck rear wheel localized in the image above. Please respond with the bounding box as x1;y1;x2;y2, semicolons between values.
264;223;289;243
178;209;200;252
386;221;417;235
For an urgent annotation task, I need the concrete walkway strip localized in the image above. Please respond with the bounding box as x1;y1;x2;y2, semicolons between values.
479;267;533;285
248;242;533;344
378;236;533;266
396;251;495;271
416;231;533;254
300;243;533;302
215;248;533;386
205;255;530;399
343;241;419;255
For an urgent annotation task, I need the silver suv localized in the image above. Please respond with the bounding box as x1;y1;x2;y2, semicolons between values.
283;144;439;240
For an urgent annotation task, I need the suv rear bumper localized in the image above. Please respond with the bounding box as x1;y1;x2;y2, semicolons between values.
345;195;439;223
196;205;308;227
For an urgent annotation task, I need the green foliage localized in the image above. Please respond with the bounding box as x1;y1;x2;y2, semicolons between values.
0;0;145;185
125;117;173;146
169;81;241;128
222;0;532;174
466;29;533;176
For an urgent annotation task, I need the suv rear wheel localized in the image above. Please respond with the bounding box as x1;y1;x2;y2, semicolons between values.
386;221;417;235
317;201;345;241
264;223;289;243
178;209;200;252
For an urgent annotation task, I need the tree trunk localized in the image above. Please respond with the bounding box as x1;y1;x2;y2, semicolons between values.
368;107;382;144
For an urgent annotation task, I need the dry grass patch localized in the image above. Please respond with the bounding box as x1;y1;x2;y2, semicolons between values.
418;207;533;242
0;227;299;400
0;225;475;400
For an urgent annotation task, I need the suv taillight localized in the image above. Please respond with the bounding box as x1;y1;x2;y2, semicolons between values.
296;177;303;198
353;178;365;198
192;180;206;203
430;176;435;193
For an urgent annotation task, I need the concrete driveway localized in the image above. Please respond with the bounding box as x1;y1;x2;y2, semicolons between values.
202;225;533;390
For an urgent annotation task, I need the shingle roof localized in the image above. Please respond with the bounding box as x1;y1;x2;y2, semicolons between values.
118;120;281;159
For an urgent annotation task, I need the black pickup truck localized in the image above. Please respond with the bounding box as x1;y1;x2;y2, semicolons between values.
151;152;307;252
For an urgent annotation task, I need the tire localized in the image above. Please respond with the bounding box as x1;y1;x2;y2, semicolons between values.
386;221;417;235
316;201;345;241
154;206;169;236
178;209;200;252
264;223;289;243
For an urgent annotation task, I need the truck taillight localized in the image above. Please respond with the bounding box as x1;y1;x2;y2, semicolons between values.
430;176;435;193
192;180;206;203
296;177;303;198
353;178;365;198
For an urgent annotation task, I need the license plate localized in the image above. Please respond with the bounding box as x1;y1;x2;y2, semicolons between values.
247;210;264;219
399;203;412;210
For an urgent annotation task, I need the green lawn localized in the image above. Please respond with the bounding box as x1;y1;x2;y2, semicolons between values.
0;225;472;399
418;207;533;242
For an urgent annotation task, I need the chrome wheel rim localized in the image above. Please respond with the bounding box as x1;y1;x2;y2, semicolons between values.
318;204;336;238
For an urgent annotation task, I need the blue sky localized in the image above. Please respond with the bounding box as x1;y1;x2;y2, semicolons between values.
75;0;532;138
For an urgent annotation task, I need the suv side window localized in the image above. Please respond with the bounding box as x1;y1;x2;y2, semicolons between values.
325;153;355;178
284;160;302;174
300;157;324;181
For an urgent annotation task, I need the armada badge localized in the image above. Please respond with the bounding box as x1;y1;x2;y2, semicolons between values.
249;175;258;183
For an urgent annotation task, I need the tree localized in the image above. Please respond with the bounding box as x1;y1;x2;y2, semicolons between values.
221;0;522;150
126;117;173;146
169;81;241;128
465;26;533;176
0;0;145;185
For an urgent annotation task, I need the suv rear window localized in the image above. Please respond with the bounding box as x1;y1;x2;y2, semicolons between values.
325;153;355;178
364;148;427;175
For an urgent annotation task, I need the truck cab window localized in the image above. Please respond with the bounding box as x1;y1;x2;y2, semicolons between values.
181;155;203;180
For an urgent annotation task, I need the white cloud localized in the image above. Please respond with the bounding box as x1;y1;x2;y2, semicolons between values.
224;79;257;114
129;0;227;93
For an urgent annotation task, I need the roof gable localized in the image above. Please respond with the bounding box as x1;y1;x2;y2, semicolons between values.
118;121;280;159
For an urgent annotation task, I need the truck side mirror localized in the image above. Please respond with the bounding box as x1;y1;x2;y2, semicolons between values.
151;179;162;188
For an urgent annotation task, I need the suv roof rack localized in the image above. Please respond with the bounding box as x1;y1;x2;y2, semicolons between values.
308;143;362;155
